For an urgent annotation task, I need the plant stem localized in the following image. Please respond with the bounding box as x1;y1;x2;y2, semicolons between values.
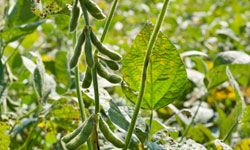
80;1;100;149
73;29;92;149
80;0;119;149
80;1;90;26
75;66;86;121
146;110;154;141
92;0;119;113
124;0;170;148
92;1;120;149
179;100;202;142
100;0;119;42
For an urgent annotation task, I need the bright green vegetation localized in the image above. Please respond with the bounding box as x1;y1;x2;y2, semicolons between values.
0;0;250;149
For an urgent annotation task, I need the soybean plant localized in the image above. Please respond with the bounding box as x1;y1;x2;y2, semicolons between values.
61;0;123;149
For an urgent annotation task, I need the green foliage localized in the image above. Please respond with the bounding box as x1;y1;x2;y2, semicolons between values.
1;0;41;44
0;0;250;149
206;64;250;88
186;124;215;143
122;24;190;109
217;67;246;141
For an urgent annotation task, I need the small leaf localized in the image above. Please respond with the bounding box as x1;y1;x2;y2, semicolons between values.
145;119;165;139
21;56;36;73
33;66;44;98
218;67;246;140
108;101;130;131
226;67;246;118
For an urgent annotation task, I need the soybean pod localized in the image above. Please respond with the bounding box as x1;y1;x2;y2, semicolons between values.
65;115;95;149
69;29;85;69
96;61;122;83
61;124;84;143
69;0;80;32
84;27;94;68
99;116;125;148
84;0;106;20
90;31;122;61
82;67;92;88
99;57;120;71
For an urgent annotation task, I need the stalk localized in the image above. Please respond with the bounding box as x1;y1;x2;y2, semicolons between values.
124;0;170;148
80;0;119;149
100;0;119;42
179;100;202;142
92;0;119;113
78;2;99;149
75;66;86;121
73;30;92;149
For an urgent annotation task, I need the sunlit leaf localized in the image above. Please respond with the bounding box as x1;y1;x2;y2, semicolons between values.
122;23;190;109
218;67;246;140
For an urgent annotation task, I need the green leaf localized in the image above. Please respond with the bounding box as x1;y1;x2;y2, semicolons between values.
21;56;36;73
226;67;246;119
0;0;42;44
145;118;179;140
145;119;165;139
33;62;45;98
122;23;190;109
218;67;246;140
6;0;39;27
107;101;147;143
214;51;250;67
108;101;130;131
206;64;250;89
1;21;43;44
186;124;215;144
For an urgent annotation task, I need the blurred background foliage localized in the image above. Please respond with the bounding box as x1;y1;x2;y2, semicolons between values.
0;0;250;149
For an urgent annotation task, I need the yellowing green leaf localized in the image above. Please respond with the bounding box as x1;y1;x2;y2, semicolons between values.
122;23;190;109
